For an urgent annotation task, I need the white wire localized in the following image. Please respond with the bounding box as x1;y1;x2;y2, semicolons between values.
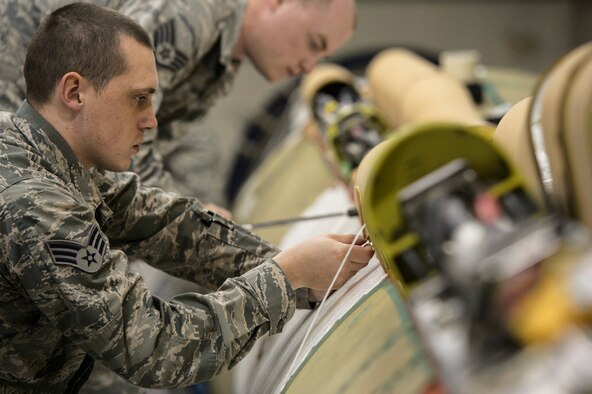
287;223;367;376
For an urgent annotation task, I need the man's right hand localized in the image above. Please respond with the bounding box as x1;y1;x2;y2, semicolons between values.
274;234;374;291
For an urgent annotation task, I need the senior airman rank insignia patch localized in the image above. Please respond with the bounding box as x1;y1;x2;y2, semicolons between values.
154;19;188;73
46;226;108;273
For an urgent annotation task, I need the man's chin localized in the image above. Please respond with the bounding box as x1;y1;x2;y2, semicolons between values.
99;162;131;173
260;71;278;82
249;61;280;82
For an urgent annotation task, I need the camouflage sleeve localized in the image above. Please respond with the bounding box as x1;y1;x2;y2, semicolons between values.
6;178;297;387
0;0;35;113
96;171;313;308
0;79;24;113
94;170;281;291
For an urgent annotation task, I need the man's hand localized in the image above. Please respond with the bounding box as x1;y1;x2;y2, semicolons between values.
274;234;373;291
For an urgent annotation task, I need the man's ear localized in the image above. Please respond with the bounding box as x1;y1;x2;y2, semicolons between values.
58;72;86;111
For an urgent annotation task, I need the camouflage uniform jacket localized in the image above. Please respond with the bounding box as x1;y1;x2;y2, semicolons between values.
0;102;306;392
0;0;246;190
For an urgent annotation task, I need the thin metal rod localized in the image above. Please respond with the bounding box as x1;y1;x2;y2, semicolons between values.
243;207;358;230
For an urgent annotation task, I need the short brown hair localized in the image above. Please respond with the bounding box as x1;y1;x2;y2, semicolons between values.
24;2;153;104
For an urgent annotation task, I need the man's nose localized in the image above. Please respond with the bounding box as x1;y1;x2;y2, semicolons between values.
141;111;158;131
299;59;314;74
301;52;326;74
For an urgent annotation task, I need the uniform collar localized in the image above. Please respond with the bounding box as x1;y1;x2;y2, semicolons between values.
218;0;247;70
15;100;105;211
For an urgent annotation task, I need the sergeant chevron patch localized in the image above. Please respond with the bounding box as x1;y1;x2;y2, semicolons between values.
154;19;188;73
46;226;108;273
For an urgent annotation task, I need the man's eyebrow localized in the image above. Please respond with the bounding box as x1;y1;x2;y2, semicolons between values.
132;87;157;95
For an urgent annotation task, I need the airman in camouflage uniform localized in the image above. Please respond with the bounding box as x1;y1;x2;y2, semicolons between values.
0;102;301;392
0;3;369;392
0;0;356;204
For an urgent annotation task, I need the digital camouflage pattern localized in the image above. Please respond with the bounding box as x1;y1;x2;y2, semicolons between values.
0;102;309;392
0;0;246;197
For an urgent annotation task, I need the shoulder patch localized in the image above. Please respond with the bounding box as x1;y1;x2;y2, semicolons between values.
46;226;108;273
154;19;189;73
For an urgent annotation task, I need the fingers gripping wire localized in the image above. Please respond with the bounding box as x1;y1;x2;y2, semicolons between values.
288;224;367;377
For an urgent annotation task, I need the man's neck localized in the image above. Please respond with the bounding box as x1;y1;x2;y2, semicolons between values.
34;100;92;170
232;0;260;61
